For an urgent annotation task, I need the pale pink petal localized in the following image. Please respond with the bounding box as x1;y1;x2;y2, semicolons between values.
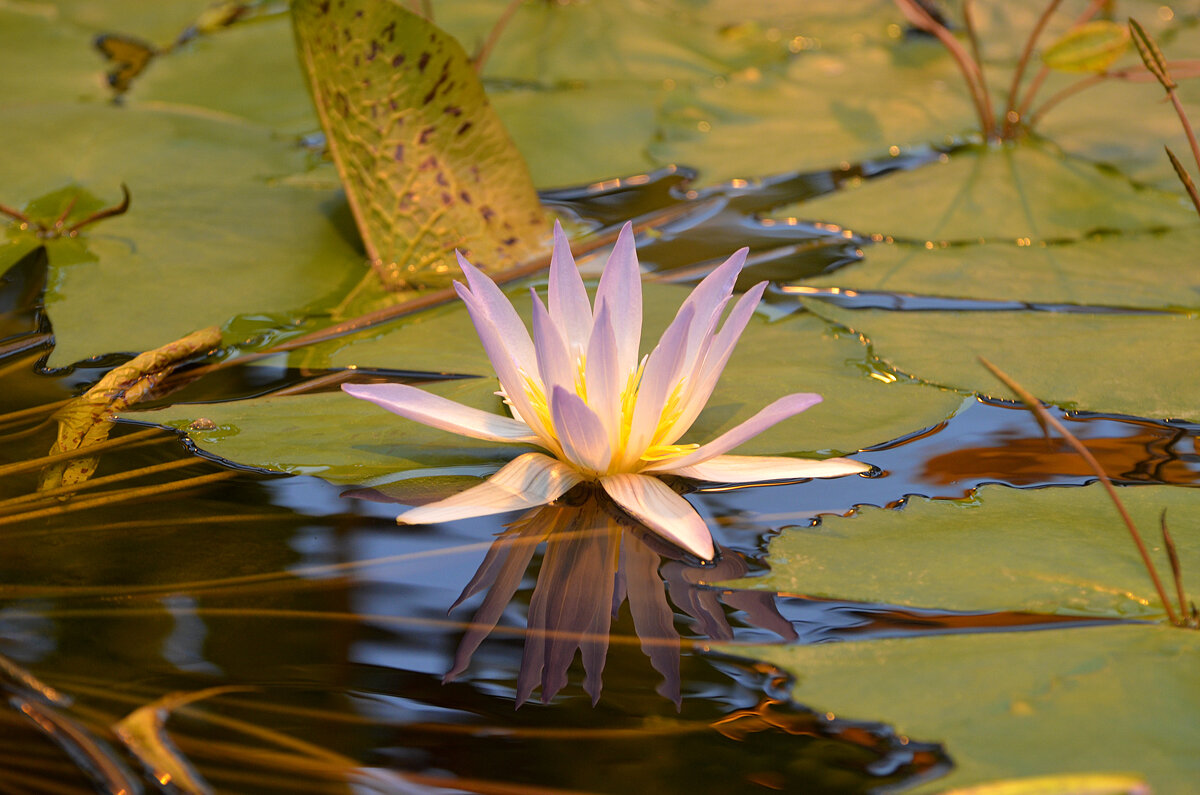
677;248;747;369
643;392;823;473
550;386;611;473
593;222;642;379
455;251;536;374
666;454;871;483
399;453;583;525
455;283;555;447
548;220;592;353
342;383;538;444
623;304;694;468
600;473;714;560
530;289;574;395
665;281;768;441
584;302;621;445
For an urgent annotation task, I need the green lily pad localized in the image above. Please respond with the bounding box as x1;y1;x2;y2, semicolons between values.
647;40;977;185
803;299;1200;422
292;0;547;286
786;143;1197;243
0;6;109;105
491;85;663;189
0;103;364;366
130;12;318;133
799;227;1200;310
129;281;964;483
744;483;1200;619
51;0;217;44
742;623;1200;794
1034;32;1200;191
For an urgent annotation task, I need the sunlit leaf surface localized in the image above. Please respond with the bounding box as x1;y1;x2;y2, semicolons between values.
744;624;1200;793
743;483;1200;618
803;299;1200;422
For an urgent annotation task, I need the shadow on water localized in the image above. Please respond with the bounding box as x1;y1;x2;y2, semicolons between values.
1;163;1196;791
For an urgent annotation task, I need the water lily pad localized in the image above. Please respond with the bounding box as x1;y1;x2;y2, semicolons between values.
745;483;1200;619
130;11;318;133
0;6;109;104
803;300;1200;422
130;281;964;483
0;103;365;366
647;40;977;185
800;227;1200;310
786;143;1197;243
743;623;1200;794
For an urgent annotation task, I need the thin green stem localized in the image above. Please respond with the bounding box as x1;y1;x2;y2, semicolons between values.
980;357;1183;626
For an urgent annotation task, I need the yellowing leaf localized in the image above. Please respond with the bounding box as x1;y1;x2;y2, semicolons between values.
292;0;547;289
1041;21;1130;74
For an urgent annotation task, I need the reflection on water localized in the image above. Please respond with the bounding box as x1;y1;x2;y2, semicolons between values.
440;486;797;707
3;167;1199;791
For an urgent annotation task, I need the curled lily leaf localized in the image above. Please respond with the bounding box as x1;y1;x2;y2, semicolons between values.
40;327;220;491
345;222;869;560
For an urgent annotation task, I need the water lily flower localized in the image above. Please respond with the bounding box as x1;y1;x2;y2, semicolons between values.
343;221;869;561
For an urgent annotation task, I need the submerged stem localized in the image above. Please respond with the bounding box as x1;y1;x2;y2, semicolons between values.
0;427;161;479
979;357;1184;627
0;470;238;528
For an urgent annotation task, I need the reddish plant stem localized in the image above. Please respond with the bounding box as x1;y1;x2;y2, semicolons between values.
894;0;995;138
474;0;524;74
1002;0;1064;137
980;357;1183;626
1013;0;1108;131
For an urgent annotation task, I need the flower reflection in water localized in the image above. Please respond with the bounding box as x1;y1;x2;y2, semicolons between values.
444;485;797;707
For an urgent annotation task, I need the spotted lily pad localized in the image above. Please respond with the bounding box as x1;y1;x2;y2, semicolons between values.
292;0;547;288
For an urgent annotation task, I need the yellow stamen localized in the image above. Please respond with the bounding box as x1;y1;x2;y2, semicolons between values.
639;442;699;462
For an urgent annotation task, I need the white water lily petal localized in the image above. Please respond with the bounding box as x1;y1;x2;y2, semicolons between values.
625;304;695;466
601;473;714;560
678;248;747;370
594;223;642;380
455;252;537;375
669;454;871;483
548;221;592;354
584;302;621;446
645;392;823;473
455;284;557;447
399;453;583;524
550;386;611;473
341;383;539;444
667;281;769;440
530;290;574;395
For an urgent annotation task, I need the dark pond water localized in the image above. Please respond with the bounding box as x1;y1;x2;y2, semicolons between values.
1;164;1195;793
